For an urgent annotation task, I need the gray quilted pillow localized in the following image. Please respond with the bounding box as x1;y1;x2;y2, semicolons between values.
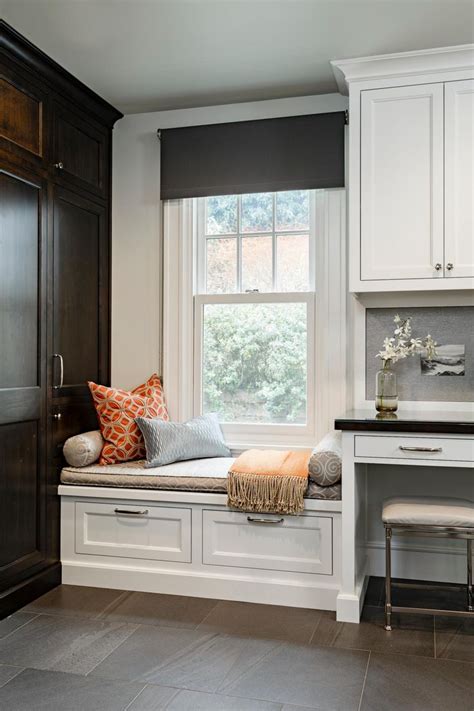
308;430;342;486
136;413;231;467
63;430;103;468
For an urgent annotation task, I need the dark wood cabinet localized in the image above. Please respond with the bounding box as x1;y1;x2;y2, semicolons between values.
0;20;122;617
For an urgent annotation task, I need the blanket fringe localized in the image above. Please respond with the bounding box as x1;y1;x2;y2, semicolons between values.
227;470;307;515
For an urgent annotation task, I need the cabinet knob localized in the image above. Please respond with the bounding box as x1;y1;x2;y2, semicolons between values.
434;263;442;271
54;161;64;170
446;262;454;271
53;412;62;420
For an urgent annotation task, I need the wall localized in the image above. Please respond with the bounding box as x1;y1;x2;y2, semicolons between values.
111;93;348;389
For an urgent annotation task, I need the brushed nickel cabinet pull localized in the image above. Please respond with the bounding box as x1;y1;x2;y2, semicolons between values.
54;161;64;169
53;412;62;420
247;516;284;524
399;446;442;453
434;263;442;271
446;263;454;271
114;508;149;516
53;353;64;389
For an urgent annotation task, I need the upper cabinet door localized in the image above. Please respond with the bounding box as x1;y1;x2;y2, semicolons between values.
444;79;474;279
360;83;444;282
52;104;109;199
0;62;49;170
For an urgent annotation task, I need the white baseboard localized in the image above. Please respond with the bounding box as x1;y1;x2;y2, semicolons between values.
367;540;472;583
61;561;339;610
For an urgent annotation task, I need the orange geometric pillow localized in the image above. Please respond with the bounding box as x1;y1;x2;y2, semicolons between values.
87;373;169;465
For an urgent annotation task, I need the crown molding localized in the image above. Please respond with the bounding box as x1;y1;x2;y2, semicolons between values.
331;44;474;95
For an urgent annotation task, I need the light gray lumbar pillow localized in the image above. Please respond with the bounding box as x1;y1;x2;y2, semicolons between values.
136;413;231;468
63;430;104;468
308;430;342;486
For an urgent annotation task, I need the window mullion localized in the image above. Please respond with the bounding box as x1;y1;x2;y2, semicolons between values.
237;195;242;292
272;193;277;291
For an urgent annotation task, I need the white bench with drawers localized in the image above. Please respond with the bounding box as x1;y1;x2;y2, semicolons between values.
59;449;343;610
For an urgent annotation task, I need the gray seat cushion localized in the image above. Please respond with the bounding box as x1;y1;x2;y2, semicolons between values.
383;496;474;528
60;457;341;500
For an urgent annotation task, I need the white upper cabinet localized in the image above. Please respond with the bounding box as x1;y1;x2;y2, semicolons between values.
444;79;474;279
332;45;474;292
360;83;444;282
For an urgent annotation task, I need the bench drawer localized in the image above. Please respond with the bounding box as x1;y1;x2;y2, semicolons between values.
75;501;191;562
202;510;333;575
354;435;474;462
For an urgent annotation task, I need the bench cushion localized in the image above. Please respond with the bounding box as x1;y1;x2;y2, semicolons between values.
60;457;341;500
383;496;474;528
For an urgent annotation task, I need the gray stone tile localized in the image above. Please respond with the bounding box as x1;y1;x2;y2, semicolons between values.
165;689;282;710
147;634;280;693
0;663;23;688
197;600;322;643
360;652;474;711
127;684;180;710
0;613;138;675
90;625;215;682
435;615;474;663
223;642;369;709
0;612;36;640
309;611;341;647
331;605;435;657
22;584;127;619
0;667;145;711
102;591;217;629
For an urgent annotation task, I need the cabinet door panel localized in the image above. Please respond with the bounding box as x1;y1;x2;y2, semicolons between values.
0;171;39;388
52;188;108;397
0;168;47;591
445;79;474;279
53;106;108;198
360;83;444;281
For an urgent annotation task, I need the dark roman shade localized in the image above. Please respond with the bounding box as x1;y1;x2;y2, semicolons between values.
160;111;345;200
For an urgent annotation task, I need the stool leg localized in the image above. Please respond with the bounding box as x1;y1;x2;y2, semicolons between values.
385;526;392;631
468;539;473;612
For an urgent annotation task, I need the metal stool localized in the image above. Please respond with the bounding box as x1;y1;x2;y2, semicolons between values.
382;496;474;631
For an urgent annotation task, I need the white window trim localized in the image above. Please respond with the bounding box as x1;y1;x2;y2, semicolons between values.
163;189;347;449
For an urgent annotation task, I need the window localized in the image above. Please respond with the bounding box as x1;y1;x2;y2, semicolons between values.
194;190;316;440
162;188;346;448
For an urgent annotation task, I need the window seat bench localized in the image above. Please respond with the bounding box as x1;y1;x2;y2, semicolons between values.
59;452;342;610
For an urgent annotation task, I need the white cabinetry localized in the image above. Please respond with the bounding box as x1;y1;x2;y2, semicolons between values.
332;45;474;292
445;79;474;278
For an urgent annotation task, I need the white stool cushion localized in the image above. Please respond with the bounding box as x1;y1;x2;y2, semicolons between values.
382;496;474;528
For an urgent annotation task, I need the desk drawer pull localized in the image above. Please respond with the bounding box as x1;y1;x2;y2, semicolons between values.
398;446;442;453
247;516;284;524
114;508;149;516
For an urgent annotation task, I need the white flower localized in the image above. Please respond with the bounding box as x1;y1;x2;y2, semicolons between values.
375;315;437;365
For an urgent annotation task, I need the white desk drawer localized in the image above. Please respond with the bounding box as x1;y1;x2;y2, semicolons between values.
354;435;474;462
202;510;332;575
75;501;191;562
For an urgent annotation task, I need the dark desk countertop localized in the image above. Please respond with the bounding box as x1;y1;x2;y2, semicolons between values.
334;409;474;435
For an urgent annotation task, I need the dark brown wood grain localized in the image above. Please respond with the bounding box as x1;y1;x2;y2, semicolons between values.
0;77;42;155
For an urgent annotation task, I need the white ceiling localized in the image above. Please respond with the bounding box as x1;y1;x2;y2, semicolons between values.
1;0;473;114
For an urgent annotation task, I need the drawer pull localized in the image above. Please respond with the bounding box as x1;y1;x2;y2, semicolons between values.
114;508;149;516
398;446;442;453
247;516;284;525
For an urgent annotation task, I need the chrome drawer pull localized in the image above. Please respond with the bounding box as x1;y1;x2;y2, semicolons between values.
114;508;149;516
247;516;284;524
398;446;442;453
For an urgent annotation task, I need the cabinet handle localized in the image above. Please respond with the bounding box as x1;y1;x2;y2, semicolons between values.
54;161;64;170
446;263;454;271
399;446;442;453
53;353;64;389
53;412;62;420
434;263;442;271
114;508;149;516
247;516;284;524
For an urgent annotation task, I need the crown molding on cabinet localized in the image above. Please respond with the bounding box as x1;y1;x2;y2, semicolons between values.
331;44;474;95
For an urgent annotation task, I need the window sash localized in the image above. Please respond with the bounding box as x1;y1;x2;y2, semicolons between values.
193;291;316;440
196;193;316;295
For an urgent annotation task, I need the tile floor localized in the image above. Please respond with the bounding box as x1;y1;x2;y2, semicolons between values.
0;578;472;710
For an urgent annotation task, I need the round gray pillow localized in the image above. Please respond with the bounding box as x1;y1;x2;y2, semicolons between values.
308;431;342;486
63;430;103;468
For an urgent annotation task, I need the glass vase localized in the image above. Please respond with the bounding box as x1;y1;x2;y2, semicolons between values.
375;360;398;413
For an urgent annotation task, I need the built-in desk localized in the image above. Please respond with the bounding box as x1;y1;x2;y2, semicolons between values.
334;410;474;623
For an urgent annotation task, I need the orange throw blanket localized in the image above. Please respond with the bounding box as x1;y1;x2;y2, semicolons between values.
228;449;312;515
